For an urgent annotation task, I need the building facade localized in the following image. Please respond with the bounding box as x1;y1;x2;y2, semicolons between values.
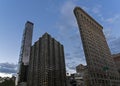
112;53;120;74
76;64;87;73
74;7;120;86
66;75;71;86
27;33;66;86
16;21;34;86
72;73;85;86
76;64;89;86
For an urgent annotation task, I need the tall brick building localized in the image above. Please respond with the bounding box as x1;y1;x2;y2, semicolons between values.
74;7;120;86
27;33;66;86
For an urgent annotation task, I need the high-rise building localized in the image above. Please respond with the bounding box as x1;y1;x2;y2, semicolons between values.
74;7;120;86
112;53;120;74
16;21;34;86
27;33;66;86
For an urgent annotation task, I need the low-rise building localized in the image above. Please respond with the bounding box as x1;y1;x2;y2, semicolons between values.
76;64;89;86
73;73;84;86
112;53;120;74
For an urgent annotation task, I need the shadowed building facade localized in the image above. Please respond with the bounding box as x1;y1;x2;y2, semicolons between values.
16;21;34;86
74;7;120;86
27;33;66;86
112;53;120;74
76;64;89;86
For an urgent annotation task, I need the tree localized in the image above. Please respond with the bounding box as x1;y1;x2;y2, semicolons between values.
0;77;15;86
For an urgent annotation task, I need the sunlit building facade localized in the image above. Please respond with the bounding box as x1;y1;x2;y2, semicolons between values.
16;21;33;86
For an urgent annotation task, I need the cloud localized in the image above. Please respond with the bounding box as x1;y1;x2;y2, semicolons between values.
67;62;76;70
69;31;80;41
90;5;120;24
0;62;17;74
0;62;17;69
88;5;103;20
105;15;120;23
57;1;87;73
109;37;120;54
65;53;71;57
91;5;102;14
66;55;86;73
104;29;117;41
81;6;89;12
103;28;120;54
58;1;77;32
0;73;12;77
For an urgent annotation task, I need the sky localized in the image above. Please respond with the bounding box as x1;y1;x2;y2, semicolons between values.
0;0;120;77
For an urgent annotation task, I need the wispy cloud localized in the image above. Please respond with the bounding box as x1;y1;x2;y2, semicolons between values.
60;1;77;29
105;15;120;23
103;29;116;42
108;37;120;54
91;5;102;14
90;4;120;24
56;1;86;73
103;26;120;54
0;62;17;74
90;5;106;23
0;73;12;77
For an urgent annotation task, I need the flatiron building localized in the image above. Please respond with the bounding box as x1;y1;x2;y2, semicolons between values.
74;7;120;86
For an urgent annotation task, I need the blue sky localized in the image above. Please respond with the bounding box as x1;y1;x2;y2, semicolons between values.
0;0;120;76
